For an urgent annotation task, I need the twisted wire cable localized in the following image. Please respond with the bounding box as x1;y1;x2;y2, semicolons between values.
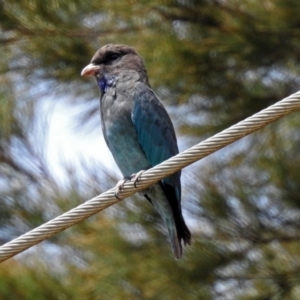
1;90;300;263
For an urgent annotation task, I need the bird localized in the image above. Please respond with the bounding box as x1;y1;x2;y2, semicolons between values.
81;44;191;258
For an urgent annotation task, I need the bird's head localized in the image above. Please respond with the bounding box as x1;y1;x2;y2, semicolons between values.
81;44;149;92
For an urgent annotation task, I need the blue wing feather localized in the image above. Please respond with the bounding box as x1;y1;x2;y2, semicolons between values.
132;82;191;256
132;82;181;201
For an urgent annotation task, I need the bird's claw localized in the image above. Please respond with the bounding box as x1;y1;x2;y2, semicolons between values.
114;178;128;199
130;170;145;188
114;171;145;199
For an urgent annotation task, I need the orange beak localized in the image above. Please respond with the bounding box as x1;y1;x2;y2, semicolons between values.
81;63;100;76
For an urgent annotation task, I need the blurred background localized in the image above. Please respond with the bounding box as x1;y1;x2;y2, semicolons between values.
1;0;300;299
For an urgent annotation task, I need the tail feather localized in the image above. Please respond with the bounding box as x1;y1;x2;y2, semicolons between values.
165;217;182;259
144;182;191;259
162;182;191;258
177;215;192;247
166;214;191;259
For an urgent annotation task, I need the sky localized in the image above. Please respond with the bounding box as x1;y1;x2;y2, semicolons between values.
44;98;119;183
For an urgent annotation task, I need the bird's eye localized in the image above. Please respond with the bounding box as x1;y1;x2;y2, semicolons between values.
109;52;120;60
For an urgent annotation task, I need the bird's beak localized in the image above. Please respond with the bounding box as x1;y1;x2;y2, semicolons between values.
81;63;100;76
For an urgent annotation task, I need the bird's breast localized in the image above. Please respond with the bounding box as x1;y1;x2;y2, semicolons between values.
100;80;150;177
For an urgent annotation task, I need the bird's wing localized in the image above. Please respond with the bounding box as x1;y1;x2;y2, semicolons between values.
132;83;178;167
132;82;181;197
132;83;192;257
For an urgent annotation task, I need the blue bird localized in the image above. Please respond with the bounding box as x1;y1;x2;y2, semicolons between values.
81;44;191;258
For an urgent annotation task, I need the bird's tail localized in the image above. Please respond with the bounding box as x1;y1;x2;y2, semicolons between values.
166;214;191;259
144;183;191;259
166;217;182;259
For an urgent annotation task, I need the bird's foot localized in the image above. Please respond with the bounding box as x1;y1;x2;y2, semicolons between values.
114;171;145;199
114;177;130;200
130;170;145;188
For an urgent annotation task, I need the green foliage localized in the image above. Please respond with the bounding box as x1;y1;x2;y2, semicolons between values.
1;0;300;299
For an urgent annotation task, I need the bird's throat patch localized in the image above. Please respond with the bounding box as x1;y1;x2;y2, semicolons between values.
97;74;116;94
